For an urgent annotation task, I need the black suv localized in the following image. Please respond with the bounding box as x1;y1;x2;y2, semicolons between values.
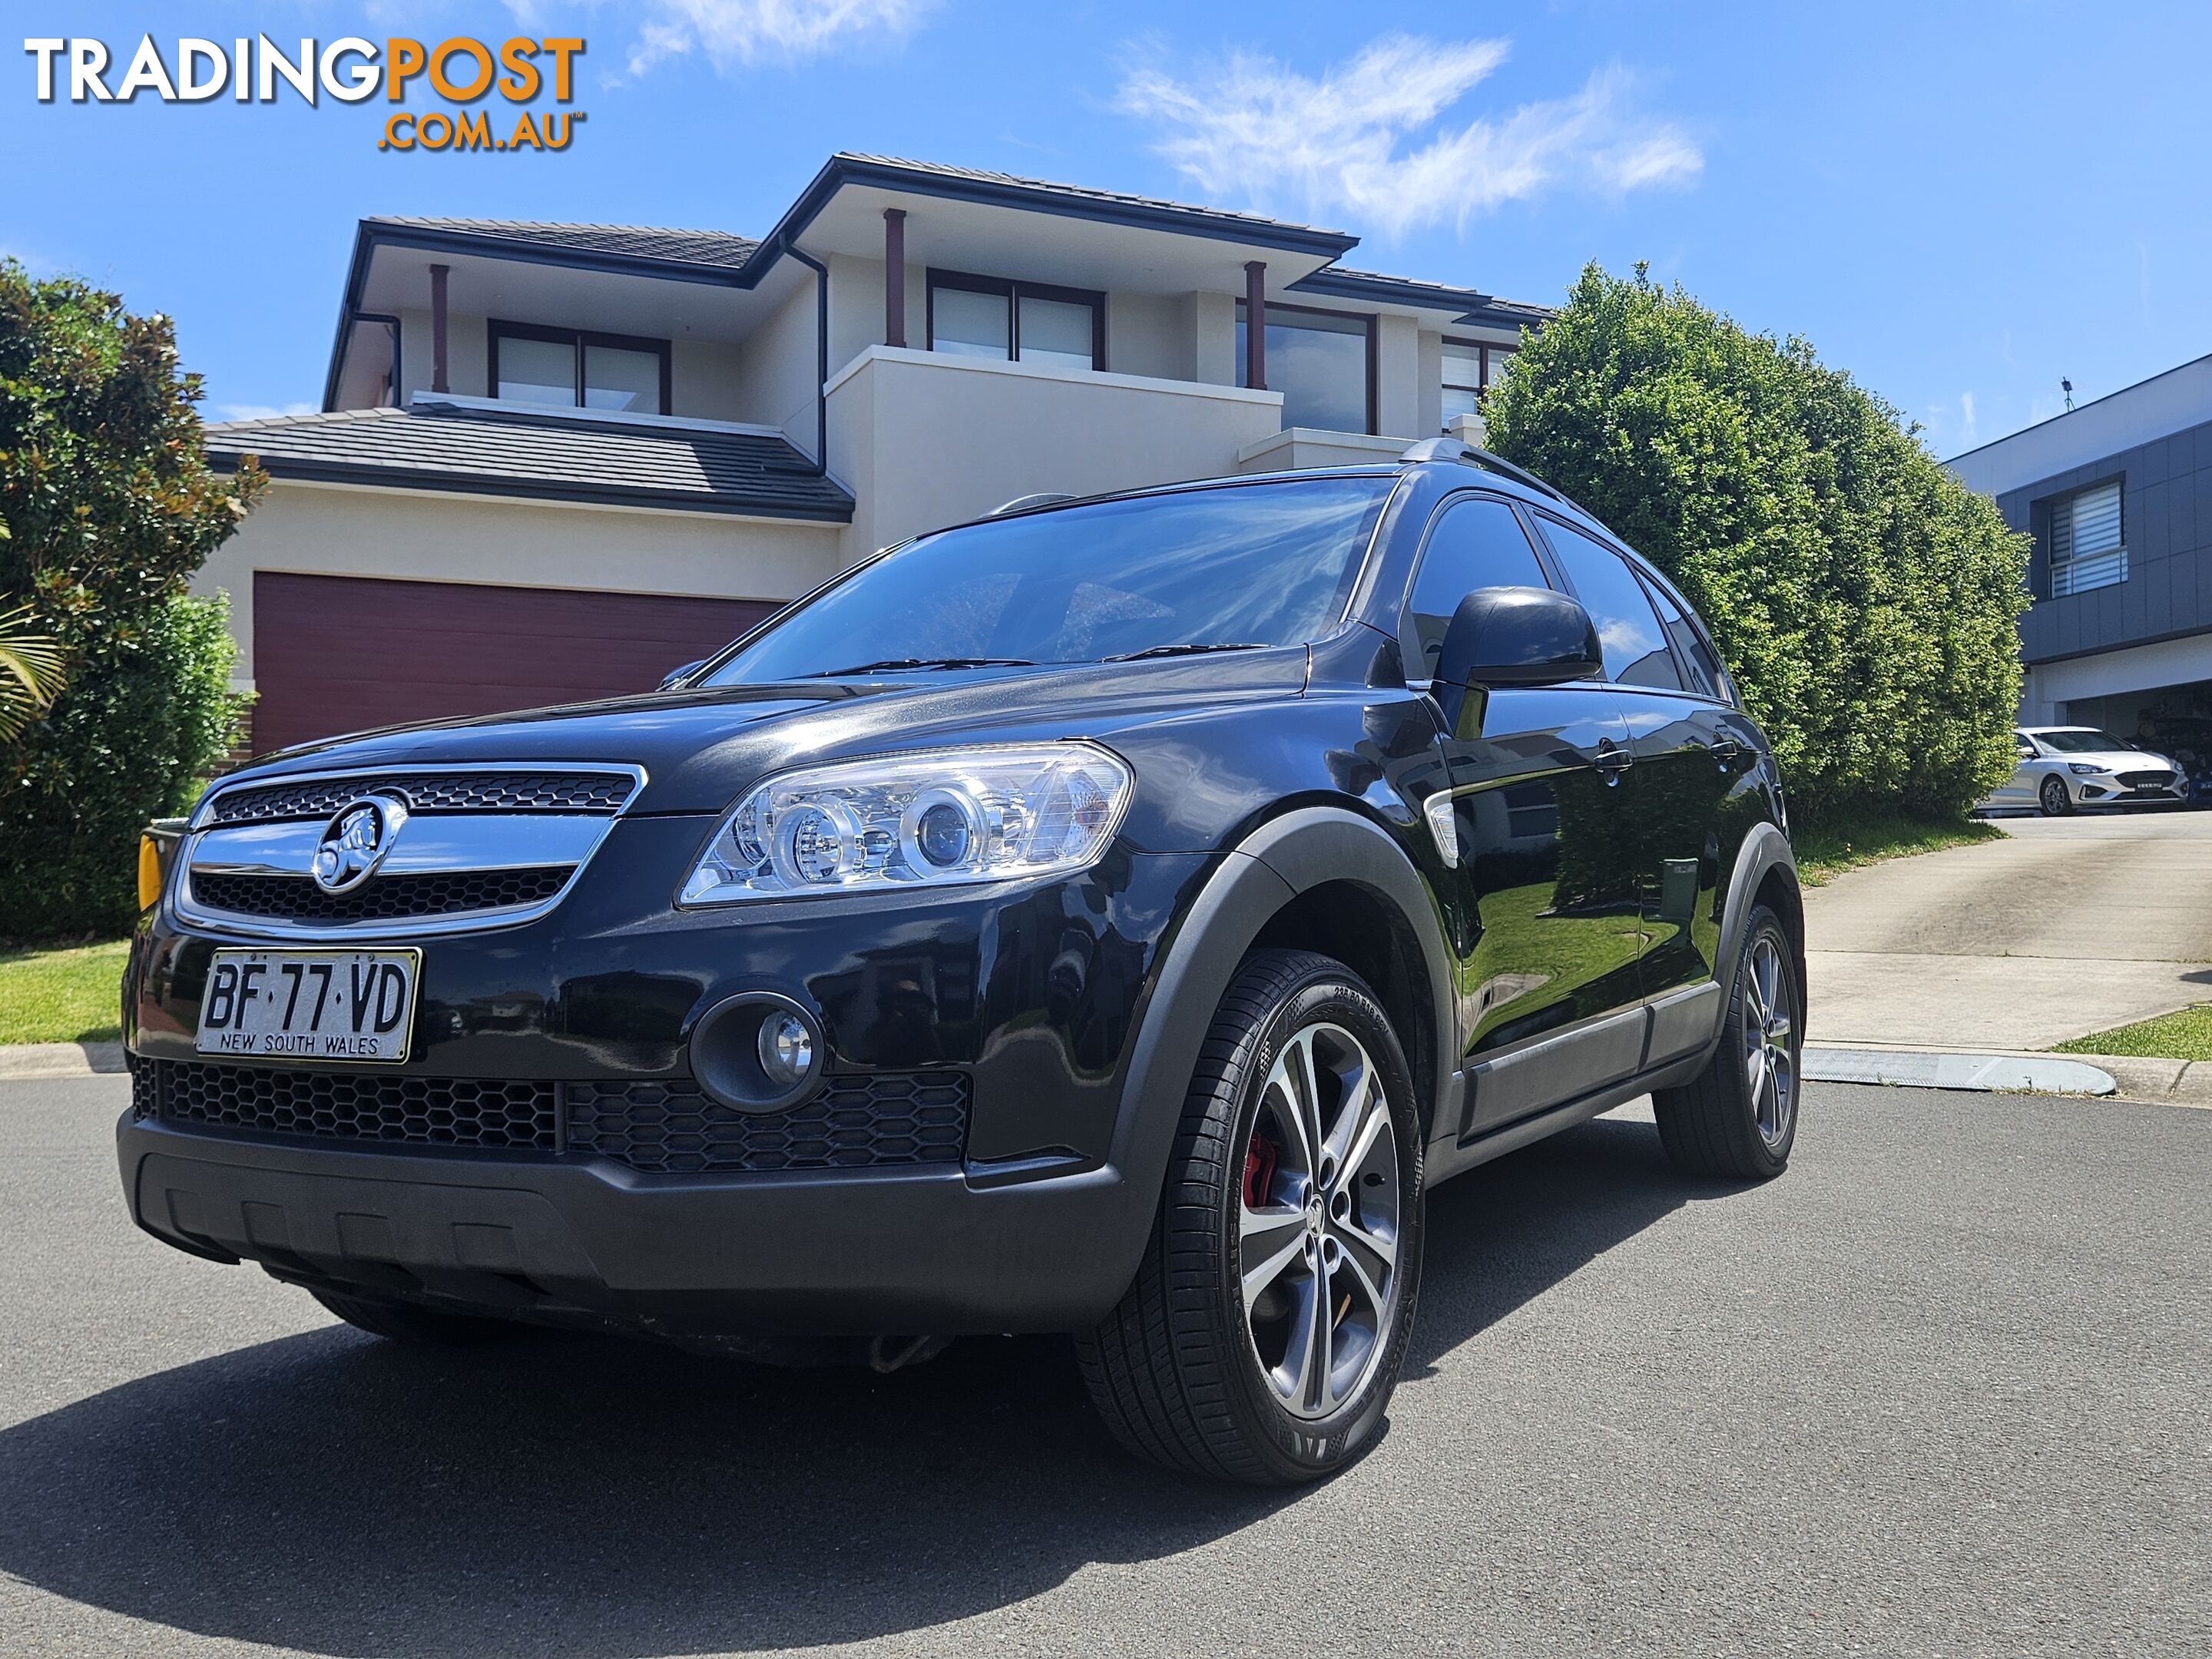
120;440;1803;1485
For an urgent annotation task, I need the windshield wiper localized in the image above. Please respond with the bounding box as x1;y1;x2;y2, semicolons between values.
807;657;1037;677
1104;642;1270;663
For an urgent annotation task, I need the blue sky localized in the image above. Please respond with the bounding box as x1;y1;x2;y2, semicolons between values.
6;1;2207;458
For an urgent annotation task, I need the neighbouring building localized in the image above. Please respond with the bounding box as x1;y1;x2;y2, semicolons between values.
1947;353;2212;789
200;151;1549;755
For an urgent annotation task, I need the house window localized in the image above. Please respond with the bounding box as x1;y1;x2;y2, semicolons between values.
1237;301;1375;435
2047;479;2125;597
488;322;671;415
1440;338;1515;432
926;271;1104;372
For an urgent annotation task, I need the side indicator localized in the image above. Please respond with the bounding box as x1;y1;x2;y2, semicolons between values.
137;834;164;912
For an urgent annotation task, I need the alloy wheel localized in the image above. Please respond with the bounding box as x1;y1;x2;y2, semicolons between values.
1741;934;1796;1150
1237;1021;1402;1421
2041;776;2070;816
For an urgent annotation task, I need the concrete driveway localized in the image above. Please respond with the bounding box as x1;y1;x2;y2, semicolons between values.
1804;810;2212;1050
6;1074;2207;1657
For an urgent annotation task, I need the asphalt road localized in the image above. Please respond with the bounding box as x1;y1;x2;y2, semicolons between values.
4;1076;2206;1658
1805;810;2212;1051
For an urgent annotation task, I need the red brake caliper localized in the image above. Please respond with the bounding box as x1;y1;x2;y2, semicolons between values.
1243;1131;1278;1210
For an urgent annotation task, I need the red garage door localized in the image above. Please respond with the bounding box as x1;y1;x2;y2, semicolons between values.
251;573;777;756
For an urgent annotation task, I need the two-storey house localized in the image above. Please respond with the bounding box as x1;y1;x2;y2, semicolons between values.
1948;353;2212;791
200;153;1548;754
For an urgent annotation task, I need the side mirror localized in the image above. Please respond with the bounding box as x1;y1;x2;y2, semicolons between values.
660;659;707;690
1437;585;1602;688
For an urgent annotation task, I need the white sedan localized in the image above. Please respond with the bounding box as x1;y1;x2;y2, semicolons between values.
1982;726;2190;815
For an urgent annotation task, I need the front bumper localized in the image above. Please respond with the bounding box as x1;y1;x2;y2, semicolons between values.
2068;775;2188;806
118;1111;1146;1333
120;834;1222;1334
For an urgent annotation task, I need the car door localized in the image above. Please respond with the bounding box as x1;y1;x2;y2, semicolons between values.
1997;733;2041;804
1535;518;1768;1061
1399;492;1646;1138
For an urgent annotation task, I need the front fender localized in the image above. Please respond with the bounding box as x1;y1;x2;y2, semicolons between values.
1086;807;1456;1315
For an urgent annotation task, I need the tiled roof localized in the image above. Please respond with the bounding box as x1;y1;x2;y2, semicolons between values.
364;217;760;270
829;153;1356;246
205;401;850;522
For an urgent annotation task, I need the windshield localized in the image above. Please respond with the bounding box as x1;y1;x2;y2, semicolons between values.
705;476;1396;684
2034;729;2134;754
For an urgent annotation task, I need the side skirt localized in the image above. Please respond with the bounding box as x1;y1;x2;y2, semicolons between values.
1424;1049;1710;1186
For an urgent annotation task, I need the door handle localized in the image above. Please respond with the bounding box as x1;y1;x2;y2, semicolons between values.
1706;737;1743;767
1593;745;1632;783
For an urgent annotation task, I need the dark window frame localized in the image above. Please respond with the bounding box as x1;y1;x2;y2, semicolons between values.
1398;487;1558;682
1532;508;1725;697
1440;336;1516;432
2038;475;2128;600
1236;297;1378;435
925;268;1108;372
488;319;673;416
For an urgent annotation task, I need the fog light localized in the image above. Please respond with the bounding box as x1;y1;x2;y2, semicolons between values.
690;992;825;1113
757;1011;816;1088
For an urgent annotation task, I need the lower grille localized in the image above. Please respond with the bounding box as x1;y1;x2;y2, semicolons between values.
566;1074;970;1174
137;1059;971;1173
2118;770;2176;790
139;1059;557;1151
190;865;573;924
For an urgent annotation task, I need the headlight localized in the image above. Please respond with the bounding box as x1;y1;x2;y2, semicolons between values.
680;742;1133;905
2068;763;2106;775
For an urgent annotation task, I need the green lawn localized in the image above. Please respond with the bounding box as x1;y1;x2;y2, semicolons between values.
1793;810;2005;886
2055;1005;2212;1061
0;939;131;1045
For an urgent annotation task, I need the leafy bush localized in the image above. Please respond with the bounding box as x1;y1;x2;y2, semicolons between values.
1484;264;2028;824
0;259;260;939
0;592;244;937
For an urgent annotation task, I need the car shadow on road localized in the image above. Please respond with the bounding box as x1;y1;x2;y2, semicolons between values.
0;1118;1736;1656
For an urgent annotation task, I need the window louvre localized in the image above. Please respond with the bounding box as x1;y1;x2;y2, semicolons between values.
2048;480;2125;597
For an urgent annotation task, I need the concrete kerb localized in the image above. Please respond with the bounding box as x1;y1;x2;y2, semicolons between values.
0;1041;126;1081
1806;1041;2212;1108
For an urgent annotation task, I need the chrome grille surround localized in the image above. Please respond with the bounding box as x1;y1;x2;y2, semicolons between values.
204;768;638;825
173;762;647;939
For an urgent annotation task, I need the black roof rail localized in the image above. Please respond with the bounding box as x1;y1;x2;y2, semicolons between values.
1397;436;1568;503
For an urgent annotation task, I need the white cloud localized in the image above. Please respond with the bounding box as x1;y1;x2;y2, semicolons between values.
498;0;932;74
1118;35;1701;237
213;402;317;423
1959;391;1979;445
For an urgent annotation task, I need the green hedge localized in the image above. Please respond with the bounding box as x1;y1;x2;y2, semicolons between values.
0;592;244;938
0;260;260;941
1484;264;2029;824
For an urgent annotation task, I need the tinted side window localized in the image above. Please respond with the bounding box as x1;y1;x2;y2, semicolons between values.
1643;578;1725;700
1406;497;1550;676
1539;519;1682;690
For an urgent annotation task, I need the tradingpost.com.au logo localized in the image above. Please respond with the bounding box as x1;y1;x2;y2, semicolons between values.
23;35;588;153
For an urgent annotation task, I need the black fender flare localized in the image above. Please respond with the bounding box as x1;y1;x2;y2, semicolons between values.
1091;808;1458;1300
1707;819;1804;1045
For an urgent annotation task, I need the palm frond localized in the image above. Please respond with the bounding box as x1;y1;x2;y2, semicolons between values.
0;604;66;742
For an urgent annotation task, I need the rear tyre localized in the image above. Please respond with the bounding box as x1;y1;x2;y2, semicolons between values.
1652;905;1801;1181
2039;775;2073;816
310;1288;512;1346
1076;949;1424;1485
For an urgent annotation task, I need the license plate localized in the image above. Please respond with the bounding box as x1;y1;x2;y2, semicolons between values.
195;948;421;1063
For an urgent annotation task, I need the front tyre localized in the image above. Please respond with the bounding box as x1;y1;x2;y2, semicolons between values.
1076;949;1424;1485
1652;904;1802;1181
2039;774;2074;816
